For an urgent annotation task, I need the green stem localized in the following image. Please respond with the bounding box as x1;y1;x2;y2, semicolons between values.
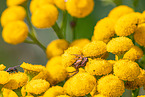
70;17;77;40
132;88;140;97
24;1;37;37
61;11;67;39
0;85;3;97
52;23;64;39
28;33;46;52
85;93;91;97
24;40;35;44
117;54;124;60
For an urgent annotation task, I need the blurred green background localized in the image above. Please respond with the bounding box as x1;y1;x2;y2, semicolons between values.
0;0;145;96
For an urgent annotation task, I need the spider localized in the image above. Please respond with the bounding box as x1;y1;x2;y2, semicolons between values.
6;65;20;73
69;54;88;77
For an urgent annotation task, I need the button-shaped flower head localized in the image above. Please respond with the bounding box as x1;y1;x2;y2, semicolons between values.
26;79;50;95
85;59;112;76
63;72;96;96
66;0;94;18
2;21;28;45
134;23;145;47
93;17;115;43
43;86;65;97
46;39;69;59
107;37;134;55
31;4;58;28
108;5;134;20
82;41;107;57
0;64;6;71
1;6;26;27
54;0;66;10
97;74;125;97
113;60;140;81
115;12;145;36
0;71;10;85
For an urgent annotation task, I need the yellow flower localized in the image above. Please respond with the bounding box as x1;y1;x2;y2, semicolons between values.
31;4;58;28
6;0;27;6
97;74;125;97
26;79;50;95
63;72;96;96
93;94;106;97
2;20;28;45
70;38;90;48
2;88;18;97
123;46;143;61
0;64;6;71
32;69;49;80
115;12;145;36
107;37;134;55
30;0;54;13
46;64;67;85
1;6;26;27
56;95;70;97
54;0;66;10
85;59;112;76
61;46;82;67
138;95;145;97
43;86;65;97
113;60;140;81
108;5;134;20
134;23;145;47
46;39;69;58
66;0;94;18
0;71;10;85
20;62;46;81
4;72;28;89
125;69;145;90
90;84;98;96
82;41;107;57
91;35;110;43
93;17;115;42
46;56;62;68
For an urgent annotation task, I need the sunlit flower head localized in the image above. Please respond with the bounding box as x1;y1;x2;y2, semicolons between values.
54;0;66;10
6;0;27;6
2;88;18;97
0;64;6;71
0;71;10;85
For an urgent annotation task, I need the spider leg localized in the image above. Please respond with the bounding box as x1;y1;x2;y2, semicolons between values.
68;70;79;77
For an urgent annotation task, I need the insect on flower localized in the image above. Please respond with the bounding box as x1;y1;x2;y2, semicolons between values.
69;54;88;77
6;65;20;73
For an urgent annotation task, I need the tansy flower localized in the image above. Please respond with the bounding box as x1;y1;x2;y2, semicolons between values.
70;38;90;48
134;23;145;47
54;0;66;10
125;69;145;90
6;0;27;6
63;72;96;96
43;86;65;97
85;59;112;76
138;96;145;97
82;41;107;57
20;62;46;81
108;5;134;20
113;60;140;81
46;64;67;85
32;69;49;80
56;95;71;97
2;88;18;97
91;35;110;43
115;12;145;36
97;74;125;97
30;0;54;13
0;64;6;71
46;39;69;59
0;71;10;85
90;84;98;96
1;6;26;27
2;21;28;45
66;0;94;18
107;37;134;55
123;46;143;61
61;46;82;67
4;72;28;89
93;17;115;43
31;4;58;28
93;94;107;97
100;52;109;59
46;56;62;68
26;79;50;95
